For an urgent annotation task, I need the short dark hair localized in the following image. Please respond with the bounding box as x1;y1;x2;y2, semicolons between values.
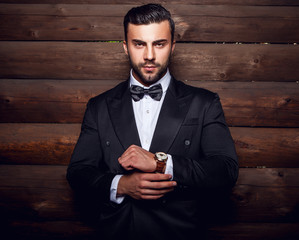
123;4;175;42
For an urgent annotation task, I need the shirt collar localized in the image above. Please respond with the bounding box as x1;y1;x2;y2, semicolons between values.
129;68;171;93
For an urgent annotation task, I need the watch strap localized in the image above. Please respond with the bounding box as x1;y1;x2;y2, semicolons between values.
155;161;166;173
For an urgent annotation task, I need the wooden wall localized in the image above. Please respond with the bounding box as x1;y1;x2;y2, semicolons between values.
0;0;299;239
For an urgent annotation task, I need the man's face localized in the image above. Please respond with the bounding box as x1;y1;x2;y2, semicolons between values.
123;20;175;86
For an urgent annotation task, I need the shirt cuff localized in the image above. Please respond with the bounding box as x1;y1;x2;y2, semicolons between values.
165;154;174;179
110;174;125;204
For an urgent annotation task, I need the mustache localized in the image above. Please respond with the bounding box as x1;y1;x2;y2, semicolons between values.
139;61;161;68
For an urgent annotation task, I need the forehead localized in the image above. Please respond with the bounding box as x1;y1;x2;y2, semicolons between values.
127;20;171;42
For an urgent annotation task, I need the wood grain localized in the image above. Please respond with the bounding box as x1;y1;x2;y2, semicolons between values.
1;4;299;42
0;42;298;81
0;79;120;124
0;123;298;167
2;0;299;6
231;127;299;168
207;223;299;240
0;165;298;239
1;221;299;240
0;124;78;165
1;80;298;127
0;2;298;239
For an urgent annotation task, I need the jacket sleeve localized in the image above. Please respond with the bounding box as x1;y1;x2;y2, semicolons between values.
66;98;115;204
172;94;238;190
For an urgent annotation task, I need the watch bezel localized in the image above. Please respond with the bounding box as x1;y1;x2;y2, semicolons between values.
155;152;168;162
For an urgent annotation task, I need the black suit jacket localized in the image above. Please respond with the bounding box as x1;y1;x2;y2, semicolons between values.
67;78;238;240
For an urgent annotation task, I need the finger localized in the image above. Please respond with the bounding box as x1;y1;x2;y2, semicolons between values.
139;187;175;200
120;162;135;170
118;146;136;161
118;156;130;165
118;157;133;170
140;187;175;196
147;181;177;190
119;150;140;164
118;151;138;165
118;152;134;163
124;166;134;171
124;145;148;159
140;179;177;190
142;173;173;181
125;145;142;155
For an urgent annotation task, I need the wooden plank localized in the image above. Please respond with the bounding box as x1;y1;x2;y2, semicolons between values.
0;42;298;81
1;80;299;127
1;221;299;240
0;42;129;80
207;223;299;240
1;4;299;42
1;220;96;240
0;166;298;225
171;43;299;82
2;1;299;6
0;124;78;165
0;124;298;167
0;79;120;123
231;168;299;223
0;165;76;220
231;127;299;168
189;81;299;128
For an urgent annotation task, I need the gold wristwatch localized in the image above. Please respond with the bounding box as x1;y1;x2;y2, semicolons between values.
154;152;168;173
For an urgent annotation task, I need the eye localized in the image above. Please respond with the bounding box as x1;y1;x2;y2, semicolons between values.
134;42;145;48
154;41;166;48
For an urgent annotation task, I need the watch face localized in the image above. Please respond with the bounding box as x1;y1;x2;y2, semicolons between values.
156;152;168;161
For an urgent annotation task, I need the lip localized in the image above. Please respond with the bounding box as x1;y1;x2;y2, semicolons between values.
143;65;156;71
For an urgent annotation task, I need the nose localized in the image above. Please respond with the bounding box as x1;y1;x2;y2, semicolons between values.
144;45;155;61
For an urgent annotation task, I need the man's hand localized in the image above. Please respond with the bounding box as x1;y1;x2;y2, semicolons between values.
118;145;156;172
117;171;177;200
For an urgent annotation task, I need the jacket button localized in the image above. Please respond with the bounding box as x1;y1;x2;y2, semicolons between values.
106;141;110;146
184;140;191;146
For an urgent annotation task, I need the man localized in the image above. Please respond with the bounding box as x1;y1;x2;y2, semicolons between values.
67;4;238;240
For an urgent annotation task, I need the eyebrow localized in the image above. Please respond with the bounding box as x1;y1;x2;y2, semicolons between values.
131;39;168;44
132;39;145;44
153;39;168;44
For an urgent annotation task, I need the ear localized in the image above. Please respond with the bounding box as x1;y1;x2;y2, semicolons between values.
171;40;176;54
123;41;128;55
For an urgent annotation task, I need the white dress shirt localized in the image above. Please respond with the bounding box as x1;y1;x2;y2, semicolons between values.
110;69;174;204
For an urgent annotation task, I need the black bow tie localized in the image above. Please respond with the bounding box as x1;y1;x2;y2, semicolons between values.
130;84;163;101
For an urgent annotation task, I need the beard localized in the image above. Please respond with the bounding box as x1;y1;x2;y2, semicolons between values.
128;54;171;86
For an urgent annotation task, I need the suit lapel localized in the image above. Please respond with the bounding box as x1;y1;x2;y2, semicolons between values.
150;79;193;153
106;80;141;151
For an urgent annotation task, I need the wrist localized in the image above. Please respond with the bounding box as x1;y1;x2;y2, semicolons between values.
110;175;125;204
154;152;168;173
117;175;127;196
